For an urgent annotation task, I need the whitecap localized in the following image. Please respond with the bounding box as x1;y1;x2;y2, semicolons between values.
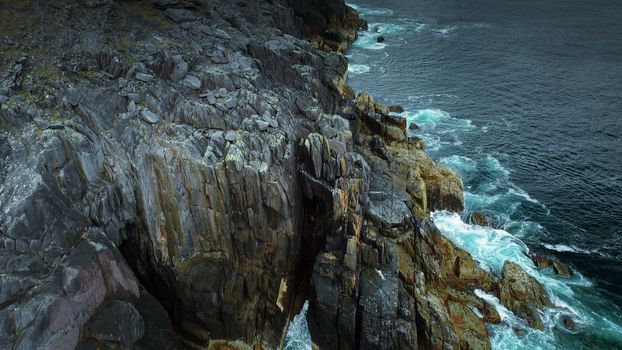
431;210;531;272
483;155;511;177
406;109;473;130
440;155;477;174
352;35;387;50
348;64;371;74
543;243;592;254
434;26;458;36
507;187;540;204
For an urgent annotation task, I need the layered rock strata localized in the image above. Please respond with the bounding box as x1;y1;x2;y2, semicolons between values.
0;0;553;349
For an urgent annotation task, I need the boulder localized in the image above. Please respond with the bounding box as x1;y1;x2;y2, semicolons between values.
498;261;553;329
529;252;572;278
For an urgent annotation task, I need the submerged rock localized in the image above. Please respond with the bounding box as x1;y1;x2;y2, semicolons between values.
529;252;572;278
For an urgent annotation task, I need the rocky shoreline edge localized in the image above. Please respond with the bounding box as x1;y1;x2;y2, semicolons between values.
0;1;572;349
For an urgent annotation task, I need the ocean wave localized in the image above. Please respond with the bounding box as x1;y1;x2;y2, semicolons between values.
440;155;477;174
348;64;371;74
406;108;474;130
431;211;622;349
543;243;593;254
433;26;458;36
352;34;387;50
483;155;511;177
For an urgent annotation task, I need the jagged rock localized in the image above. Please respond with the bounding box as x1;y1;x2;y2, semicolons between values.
384;113;407;130
529;252;572;278
562;315;577;330
377;36;385;43
133;293;176;349
182;74;201;89
407;136;424;150
84;300;145;348
388;105;404;113
469;211;500;228
385;125;405;142
169;56;188;82
367;193;412;234
369;135;388;160
498;261;553;329
136;72;154;82
140;109;160;123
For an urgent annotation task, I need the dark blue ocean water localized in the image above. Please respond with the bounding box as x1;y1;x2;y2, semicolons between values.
343;0;622;348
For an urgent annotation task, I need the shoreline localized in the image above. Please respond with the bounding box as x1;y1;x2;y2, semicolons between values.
0;0;584;349
343;1;622;349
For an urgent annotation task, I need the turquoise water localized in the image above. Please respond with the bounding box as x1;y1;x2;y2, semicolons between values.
344;1;622;349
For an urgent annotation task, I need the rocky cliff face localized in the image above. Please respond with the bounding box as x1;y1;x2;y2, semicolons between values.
0;0;552;349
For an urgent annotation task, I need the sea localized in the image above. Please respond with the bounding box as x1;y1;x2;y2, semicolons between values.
286;0;622;349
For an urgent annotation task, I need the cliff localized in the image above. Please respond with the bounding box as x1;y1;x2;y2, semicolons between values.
0;0;551;349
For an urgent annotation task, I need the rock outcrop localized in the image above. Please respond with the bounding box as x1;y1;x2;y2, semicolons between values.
0;0;554;349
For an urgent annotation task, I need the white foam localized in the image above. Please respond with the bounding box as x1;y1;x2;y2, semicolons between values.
484;155;511;177
284;301;312;350
434;26;458;36
543;243;591;254
440;155;477;174
474;289;525;325
507;187;540;204
431;210;531;272
348;64;371;74
376;268;386;280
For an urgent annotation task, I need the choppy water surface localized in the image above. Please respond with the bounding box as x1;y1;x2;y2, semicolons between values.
345;0;622;349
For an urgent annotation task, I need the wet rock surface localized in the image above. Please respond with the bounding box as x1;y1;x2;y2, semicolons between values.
0;0;556;349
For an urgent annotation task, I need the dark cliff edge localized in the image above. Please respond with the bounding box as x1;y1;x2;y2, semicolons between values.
0;1;552;349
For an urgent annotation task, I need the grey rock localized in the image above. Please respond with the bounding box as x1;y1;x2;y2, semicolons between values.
135;72;154;82
170;60;188;82
182;74;201;89
0;95;8;104
86;300;145;347
255;120;270;131
140;109;160;123
67;88;81;107
224;96;237;109
225;130;237;142
367;195;412;230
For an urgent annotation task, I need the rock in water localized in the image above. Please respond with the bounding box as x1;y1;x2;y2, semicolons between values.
498;261;553;329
